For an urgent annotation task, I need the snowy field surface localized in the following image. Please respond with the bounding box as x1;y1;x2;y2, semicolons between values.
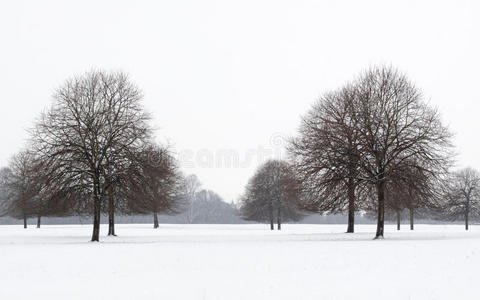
0;224;478;300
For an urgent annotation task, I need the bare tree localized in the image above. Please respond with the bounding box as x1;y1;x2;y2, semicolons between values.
102;146;146;236
442;168;480;230
290;85;364;233
31;70;152;241
27;157;49;228
1;151;39;228
125;144;185;228
291;66;452;238
240;160;304;230
21;155;75;228
384;184;407;231
382;161;443;230
0;160;71;228
352;66;453;238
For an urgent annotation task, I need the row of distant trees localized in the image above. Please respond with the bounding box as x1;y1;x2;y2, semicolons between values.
239;66;480;238
0;164;241;226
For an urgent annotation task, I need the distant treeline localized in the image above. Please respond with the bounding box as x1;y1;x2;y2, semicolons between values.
0;212;456;226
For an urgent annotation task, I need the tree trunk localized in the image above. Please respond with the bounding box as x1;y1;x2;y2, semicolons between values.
269;201;274;230
375;179;386;239
91;181;101;242
153;212;159;229
36;215;41;228
409;207;414;230
396;211;400;231
108;212;115;235
346;179;355;233
465;197;469;231
107;187;116;236
465;209;469;231
277;204;281;230
23;214;27;229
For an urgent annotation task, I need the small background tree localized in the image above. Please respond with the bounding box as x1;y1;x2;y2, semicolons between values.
126;144;185;228
442;167;480;230
240;160;304;230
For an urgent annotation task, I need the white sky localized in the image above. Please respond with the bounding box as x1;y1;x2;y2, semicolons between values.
0;0;479;202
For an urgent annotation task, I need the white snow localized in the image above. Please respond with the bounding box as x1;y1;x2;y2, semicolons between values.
0;224;477;300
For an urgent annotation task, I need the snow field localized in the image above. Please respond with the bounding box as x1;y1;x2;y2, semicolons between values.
0;224;478;300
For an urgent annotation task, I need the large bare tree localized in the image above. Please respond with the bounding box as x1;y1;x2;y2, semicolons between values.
31;70;152;241
291;65;452;238
353;66;453;238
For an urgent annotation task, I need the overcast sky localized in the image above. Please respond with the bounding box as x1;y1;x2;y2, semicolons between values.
1;0;479;202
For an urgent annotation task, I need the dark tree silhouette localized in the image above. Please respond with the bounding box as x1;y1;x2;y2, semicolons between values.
125;144;185;228
240;160;304;230
291;66;452;238
351;66;453;238
290;85;364;233
31;70;152;241
442;168;480;230
1;151;39;228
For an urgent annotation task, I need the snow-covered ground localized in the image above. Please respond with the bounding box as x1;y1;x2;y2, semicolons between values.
0;223;477;300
